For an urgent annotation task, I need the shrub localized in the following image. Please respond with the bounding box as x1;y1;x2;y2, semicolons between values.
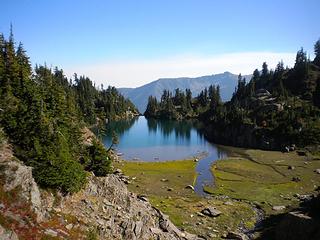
85;139;111;177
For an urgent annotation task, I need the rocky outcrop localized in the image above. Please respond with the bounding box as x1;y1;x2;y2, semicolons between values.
0;141;199;239
275;211;320;240
0;143;48;222
59;174;199;239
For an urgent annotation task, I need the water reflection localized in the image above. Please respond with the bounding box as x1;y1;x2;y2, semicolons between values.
147;118;158;133
103;117;138;137
147;118;195;141
100;116;229;195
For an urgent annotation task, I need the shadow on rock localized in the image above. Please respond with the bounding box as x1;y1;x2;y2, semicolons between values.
257;194;320;240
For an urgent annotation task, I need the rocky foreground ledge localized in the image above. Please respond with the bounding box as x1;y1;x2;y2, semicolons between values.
0;143;200;240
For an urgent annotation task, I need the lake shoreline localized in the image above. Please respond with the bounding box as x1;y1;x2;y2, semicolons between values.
114;148;320;239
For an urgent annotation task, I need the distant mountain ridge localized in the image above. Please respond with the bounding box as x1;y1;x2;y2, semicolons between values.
118;72;252;113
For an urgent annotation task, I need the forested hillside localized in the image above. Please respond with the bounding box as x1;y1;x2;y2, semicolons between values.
0;31;137;193
201;41;320;150
145;39;320;150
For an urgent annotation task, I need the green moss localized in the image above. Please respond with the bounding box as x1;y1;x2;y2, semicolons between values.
148;195;256;236
209;150;320;214
115;159;198;198
115;158;257;238
115;149;320;237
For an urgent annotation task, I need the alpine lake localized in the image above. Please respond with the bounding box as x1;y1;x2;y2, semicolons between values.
101;116;228;195
100;116;320;238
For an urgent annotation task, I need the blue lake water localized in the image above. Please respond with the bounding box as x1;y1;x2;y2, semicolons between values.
100;116;228;195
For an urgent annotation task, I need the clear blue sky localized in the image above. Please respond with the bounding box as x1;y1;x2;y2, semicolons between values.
1;0;319;87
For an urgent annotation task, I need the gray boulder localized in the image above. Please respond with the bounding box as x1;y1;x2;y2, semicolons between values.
225;231;248;240
201;207;222;217
272;206;286;211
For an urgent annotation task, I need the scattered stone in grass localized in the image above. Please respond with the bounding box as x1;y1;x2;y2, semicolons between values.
292;177;301;182
113;169;122;174
224;231;248;240
197;212;205;217
290;145;296;151
272;206;286;211
201;207;222;217
161;178;168;182
137;195;148;202
185;185;194;191
314;169;320;174
208;233;217;238
223;201;234;206
297;194;312;201
194;158;199;162
288;166;295;170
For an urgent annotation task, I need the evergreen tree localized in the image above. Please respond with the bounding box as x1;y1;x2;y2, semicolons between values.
3;29;20;95
314;39;320;67
295;48;308;68
185;88;192;110
314;77;320;107
260;62;270;87
250;69;259;94
262;62;269;77
0;32;140;193
16;43;32;82
85;139;112;177
0;34;6;96
144;96;158;117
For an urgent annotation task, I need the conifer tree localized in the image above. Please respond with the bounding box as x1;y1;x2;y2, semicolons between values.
314;39;320;67
314;77;320;107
